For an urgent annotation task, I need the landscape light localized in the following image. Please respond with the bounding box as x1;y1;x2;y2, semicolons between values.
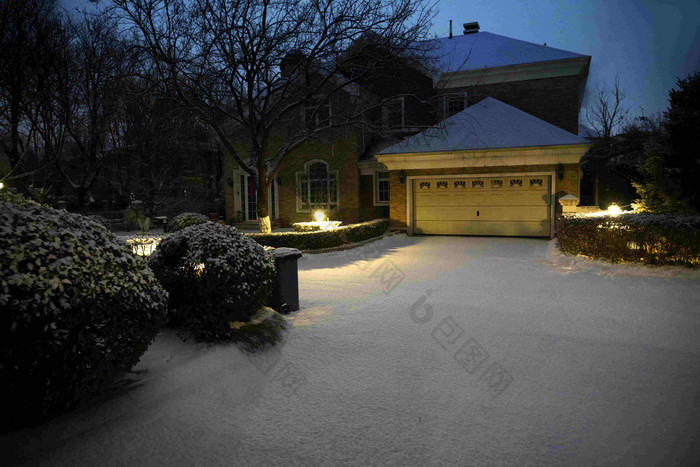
0;181;4;189
607;203;622;216
314;210;324;222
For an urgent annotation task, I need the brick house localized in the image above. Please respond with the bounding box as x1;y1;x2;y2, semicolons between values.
225;22;592;237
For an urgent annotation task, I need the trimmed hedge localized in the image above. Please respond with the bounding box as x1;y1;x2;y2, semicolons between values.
557;213;700;267
248;218;390;250
170;212;208;232
148;222;276;341
1;198;168;430
293;221;342;232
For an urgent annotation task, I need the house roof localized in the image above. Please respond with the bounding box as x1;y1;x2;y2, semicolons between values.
578;124;600;140
427;31;588;73
378;97;589;155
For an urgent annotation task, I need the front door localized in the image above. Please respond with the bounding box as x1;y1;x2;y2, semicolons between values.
237;173;278;222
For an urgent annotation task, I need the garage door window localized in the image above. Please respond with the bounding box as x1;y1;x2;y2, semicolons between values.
454;180;466;189
529;178;543;187
491;179;503;188
436;181;448;189
509;179;523;188
471;180;484;188
419;181;431;189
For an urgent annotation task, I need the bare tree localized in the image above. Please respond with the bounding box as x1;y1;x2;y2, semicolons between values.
111;0;437;232
585;74;629;139
0;0;64;185
101;73;207;211
49;14;135;207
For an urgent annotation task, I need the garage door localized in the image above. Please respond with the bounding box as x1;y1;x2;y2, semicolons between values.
412;175;552;237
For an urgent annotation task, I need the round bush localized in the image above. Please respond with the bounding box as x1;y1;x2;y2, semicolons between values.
0;200;168;430
170;212;208;232
148;222;275;340
86;214;110;229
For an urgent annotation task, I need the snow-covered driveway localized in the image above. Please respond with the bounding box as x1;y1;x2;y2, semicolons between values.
5;235;700;466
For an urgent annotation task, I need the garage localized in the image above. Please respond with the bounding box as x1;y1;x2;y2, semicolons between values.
411;174;552;237
376;97;591;238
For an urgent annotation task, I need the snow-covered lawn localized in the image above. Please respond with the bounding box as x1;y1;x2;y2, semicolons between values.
4;235;700;465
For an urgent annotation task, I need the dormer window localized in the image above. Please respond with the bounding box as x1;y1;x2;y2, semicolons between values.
445;92;467;118
383;97;404;128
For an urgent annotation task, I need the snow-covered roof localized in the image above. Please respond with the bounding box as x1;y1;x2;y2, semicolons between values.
379;97;589;154
426;31;587;73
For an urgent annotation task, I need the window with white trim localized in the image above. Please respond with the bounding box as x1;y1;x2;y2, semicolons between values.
444;92;468;118
296;160;338;212
383;97;404;128
303;102;332;130
374;171;390;205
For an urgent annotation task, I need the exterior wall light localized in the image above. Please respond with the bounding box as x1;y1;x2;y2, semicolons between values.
399;170;406;184
556;163;565;180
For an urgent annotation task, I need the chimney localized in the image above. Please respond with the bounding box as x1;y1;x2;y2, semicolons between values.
449;20;453;39
463;21;480;35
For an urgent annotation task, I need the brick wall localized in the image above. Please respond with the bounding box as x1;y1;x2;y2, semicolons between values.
440;75;582;134
388;164;579;228
359;174;390;221
270;134;360;227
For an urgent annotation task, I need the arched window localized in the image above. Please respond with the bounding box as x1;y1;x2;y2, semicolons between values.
296;160;338;212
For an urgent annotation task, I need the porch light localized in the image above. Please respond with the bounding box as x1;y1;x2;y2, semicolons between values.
314;210;324;222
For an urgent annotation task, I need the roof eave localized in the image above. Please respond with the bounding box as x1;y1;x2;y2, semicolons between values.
377;143;591;171
435;55;591;89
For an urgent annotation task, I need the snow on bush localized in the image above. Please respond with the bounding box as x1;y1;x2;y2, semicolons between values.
148;222;276;341
557;213;700;267
0;189;46;207
0;197;169;429
170;212;208;232
249;218;390;250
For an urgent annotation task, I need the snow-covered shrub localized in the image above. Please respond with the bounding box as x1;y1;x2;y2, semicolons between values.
86;214;110;229
170;212;208;232
249;218;390;250
148;222;276;340
557;213;700;266
0;200;168;429
342;219;391;243
0;189;45;207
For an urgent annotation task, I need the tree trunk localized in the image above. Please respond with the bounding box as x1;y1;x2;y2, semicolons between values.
256;160;271;233
76;185;86;208
8;92;22;171
258;215;271;233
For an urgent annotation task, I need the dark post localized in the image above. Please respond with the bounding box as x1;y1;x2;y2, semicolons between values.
268;248;303;313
